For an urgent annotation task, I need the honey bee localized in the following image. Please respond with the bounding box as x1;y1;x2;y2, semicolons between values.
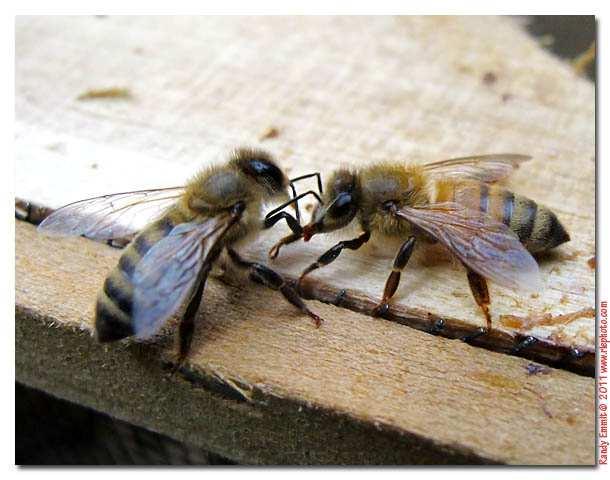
270;155;570;334
38;148;324;363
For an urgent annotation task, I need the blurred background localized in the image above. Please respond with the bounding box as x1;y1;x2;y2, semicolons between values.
16;15;595;465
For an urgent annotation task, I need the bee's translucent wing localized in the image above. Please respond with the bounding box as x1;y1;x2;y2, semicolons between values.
395;202;541;292
131;215;234;339
422;154;531;183
37;187;185;240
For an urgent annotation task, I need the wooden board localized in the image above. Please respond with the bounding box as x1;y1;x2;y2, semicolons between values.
16;221;595;464
15;16;595;364
15;16;596;464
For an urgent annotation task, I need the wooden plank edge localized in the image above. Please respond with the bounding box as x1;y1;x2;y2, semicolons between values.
297;280;595;377
16;197;594;377
16;305;500;465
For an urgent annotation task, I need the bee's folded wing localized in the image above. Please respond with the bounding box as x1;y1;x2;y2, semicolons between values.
131;216;233;340
37;187;185;240
395;202;541;292
422;154;531;184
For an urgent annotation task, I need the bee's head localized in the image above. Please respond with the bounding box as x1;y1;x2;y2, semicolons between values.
303;169;359;241
232;148;288;198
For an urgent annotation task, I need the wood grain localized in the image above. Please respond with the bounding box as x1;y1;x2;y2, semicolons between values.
16;221;595;464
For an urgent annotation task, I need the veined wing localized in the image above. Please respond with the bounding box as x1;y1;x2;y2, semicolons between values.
131;214;237;339
395;202;541;292
37;187;185;240
422;154;531;183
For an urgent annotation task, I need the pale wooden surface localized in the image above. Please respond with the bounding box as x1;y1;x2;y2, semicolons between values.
15;16;595;356
16;221;595;464
15;16;595;464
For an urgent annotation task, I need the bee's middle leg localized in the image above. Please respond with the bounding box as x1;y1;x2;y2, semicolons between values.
227;248;323;328
372;236;416;317
461;268;492;342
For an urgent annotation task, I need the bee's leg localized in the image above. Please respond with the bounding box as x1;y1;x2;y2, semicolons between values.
462;269;492;341
227;248;323;328
175;271;208;366
297;231;371;292
264;211;303;259
372;236;416;317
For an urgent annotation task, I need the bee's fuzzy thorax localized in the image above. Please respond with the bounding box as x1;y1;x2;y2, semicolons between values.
182;163;264;215
358;162;430;236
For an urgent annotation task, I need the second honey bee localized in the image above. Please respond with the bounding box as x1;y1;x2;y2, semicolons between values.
39;148;323;363
270;154;570;333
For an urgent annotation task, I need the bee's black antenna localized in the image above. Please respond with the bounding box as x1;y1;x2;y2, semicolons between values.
289;182;300;222
265;190;322;224
288;172;323;222
290;172;323;195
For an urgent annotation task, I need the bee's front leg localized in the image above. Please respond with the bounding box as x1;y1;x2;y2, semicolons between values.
264;211;303;259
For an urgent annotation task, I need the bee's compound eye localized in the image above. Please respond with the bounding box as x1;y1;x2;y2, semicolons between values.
248;159;285;194
328;192;353;218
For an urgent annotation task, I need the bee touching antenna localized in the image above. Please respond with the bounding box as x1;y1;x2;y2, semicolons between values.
264;172;324;259
287;172;323;222
265;190;323;225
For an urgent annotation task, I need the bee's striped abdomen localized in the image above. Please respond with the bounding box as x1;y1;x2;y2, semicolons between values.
95;213;181;342
439;181;570;254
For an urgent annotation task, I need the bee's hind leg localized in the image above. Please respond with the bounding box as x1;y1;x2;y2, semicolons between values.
227;248;323;328
174;268;209;369
461;268;492;342
372;236;416;317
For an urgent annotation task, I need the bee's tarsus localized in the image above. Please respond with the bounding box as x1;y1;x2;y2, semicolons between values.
265;210;304;259
461;327;488;343
511;335;538;354
372;302;390;317
430;317;445;335
334;289;347;306
268;232;301;260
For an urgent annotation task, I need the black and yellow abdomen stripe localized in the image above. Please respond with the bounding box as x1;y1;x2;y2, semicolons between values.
95;211;187;342
439;181;570;254
501;190;570;253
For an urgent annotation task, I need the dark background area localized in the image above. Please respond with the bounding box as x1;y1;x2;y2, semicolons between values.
16;15;596;466
526;15;595;81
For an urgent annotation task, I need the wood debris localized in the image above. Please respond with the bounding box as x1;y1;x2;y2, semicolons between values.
77;87;132;100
